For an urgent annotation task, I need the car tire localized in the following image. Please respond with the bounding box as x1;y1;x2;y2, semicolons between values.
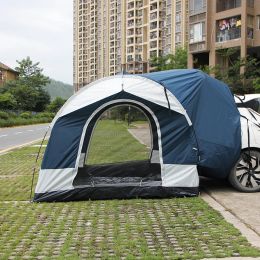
229;149;260;192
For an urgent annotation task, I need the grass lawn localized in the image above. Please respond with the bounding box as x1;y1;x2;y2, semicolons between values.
87;120;150;165
0;120;259;259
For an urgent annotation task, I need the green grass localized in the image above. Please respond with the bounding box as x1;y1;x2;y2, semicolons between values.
87;120;150;165
0;121;260;259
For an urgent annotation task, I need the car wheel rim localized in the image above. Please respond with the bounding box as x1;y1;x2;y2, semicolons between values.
236;153;260;189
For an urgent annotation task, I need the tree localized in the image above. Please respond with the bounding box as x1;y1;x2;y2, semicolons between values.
8;84;38;111
15;57;50;90
0;92;17;110
150;47;187;71
3;57;51;111
200;48;260;94
47;97;66;113
253;78;260;93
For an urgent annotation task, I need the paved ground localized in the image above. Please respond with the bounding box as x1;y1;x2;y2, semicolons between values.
0;124;49;152
201;177;260;236
129;125;260;247
128;124;151;148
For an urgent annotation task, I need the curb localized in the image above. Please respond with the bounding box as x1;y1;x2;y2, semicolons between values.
0;123;50;131
201;191;260;249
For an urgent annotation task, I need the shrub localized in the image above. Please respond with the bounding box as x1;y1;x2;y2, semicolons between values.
35;112;55;119
7;111;18;118
47;97;66;113
0;111;9;120
20;112;32;119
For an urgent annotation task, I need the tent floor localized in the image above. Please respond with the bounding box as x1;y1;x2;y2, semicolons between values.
34;186;199;202
73;160;161;187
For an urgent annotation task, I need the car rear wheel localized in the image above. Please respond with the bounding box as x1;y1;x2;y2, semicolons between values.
229;150;260;192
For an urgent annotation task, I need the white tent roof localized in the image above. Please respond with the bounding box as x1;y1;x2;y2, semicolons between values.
51;75;192;127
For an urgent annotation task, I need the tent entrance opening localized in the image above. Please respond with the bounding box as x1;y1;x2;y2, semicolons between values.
73;104;161;187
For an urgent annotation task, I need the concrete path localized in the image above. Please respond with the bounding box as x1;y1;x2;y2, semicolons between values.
201;177;260;243
0;124;49;152
129;126;260;249
128;124;151;148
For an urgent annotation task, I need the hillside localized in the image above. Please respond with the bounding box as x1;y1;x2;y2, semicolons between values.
44;79;74;100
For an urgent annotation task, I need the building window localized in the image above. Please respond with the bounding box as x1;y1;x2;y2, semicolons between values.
175;33;182;43
189;22;205;43
176;23;181;33
247;0;254;8
247;15;254;39
257;15;260;30
189;0;205;15
247;15;254;27
217;0;241;12
216;16;241;42
176;1;181;12
176;13;181;23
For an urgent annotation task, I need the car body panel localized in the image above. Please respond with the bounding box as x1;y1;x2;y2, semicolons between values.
239;108;260;150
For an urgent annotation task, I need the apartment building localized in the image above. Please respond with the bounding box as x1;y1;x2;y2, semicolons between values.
164;0;189;55
73;0;189;90
125;0;164;74
188;0;260;70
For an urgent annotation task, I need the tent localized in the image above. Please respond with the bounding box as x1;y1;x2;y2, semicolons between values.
34;69;241;202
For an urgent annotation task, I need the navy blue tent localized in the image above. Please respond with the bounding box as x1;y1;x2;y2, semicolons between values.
34;69;241;202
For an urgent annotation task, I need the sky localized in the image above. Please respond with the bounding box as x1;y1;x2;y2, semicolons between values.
0;0;73;84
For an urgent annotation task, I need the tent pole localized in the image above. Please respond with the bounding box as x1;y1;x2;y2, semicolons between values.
29;126;50;202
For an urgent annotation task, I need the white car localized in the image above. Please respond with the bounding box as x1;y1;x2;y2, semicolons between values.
232;94;260;192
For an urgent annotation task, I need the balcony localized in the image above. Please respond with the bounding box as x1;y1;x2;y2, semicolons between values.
136;28;142;35
247;0;254;7
136;1;143;8
150;21;157;30
247;27;254;39
150;31;157;39
216;16;241;43
150;12;157;20
135;55;142;61
150;40;157;49
136;20;143;26
128;3;134;9
127;47;134;53
135;47;143;53
127;29;134;36
150;3;157;11
128;20;134;27
128;11;134;18
189;0;206;15
127;38;134;44
127;56;134;62
136;37;142;44
216;0;241;13
216;27;241;42
136;10;142;17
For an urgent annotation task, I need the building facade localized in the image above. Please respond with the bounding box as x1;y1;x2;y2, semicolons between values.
188;0;260;70
73;0;189;90
0;62;19;87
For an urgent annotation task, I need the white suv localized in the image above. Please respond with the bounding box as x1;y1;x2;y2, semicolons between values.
231;94;260;192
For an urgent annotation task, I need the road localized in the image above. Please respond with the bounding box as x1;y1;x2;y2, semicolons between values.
0;124;50;152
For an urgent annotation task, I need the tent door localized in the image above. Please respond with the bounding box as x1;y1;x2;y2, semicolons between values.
73;103;162;187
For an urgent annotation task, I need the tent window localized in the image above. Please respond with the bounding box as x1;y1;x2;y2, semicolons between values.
86;105;152;165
